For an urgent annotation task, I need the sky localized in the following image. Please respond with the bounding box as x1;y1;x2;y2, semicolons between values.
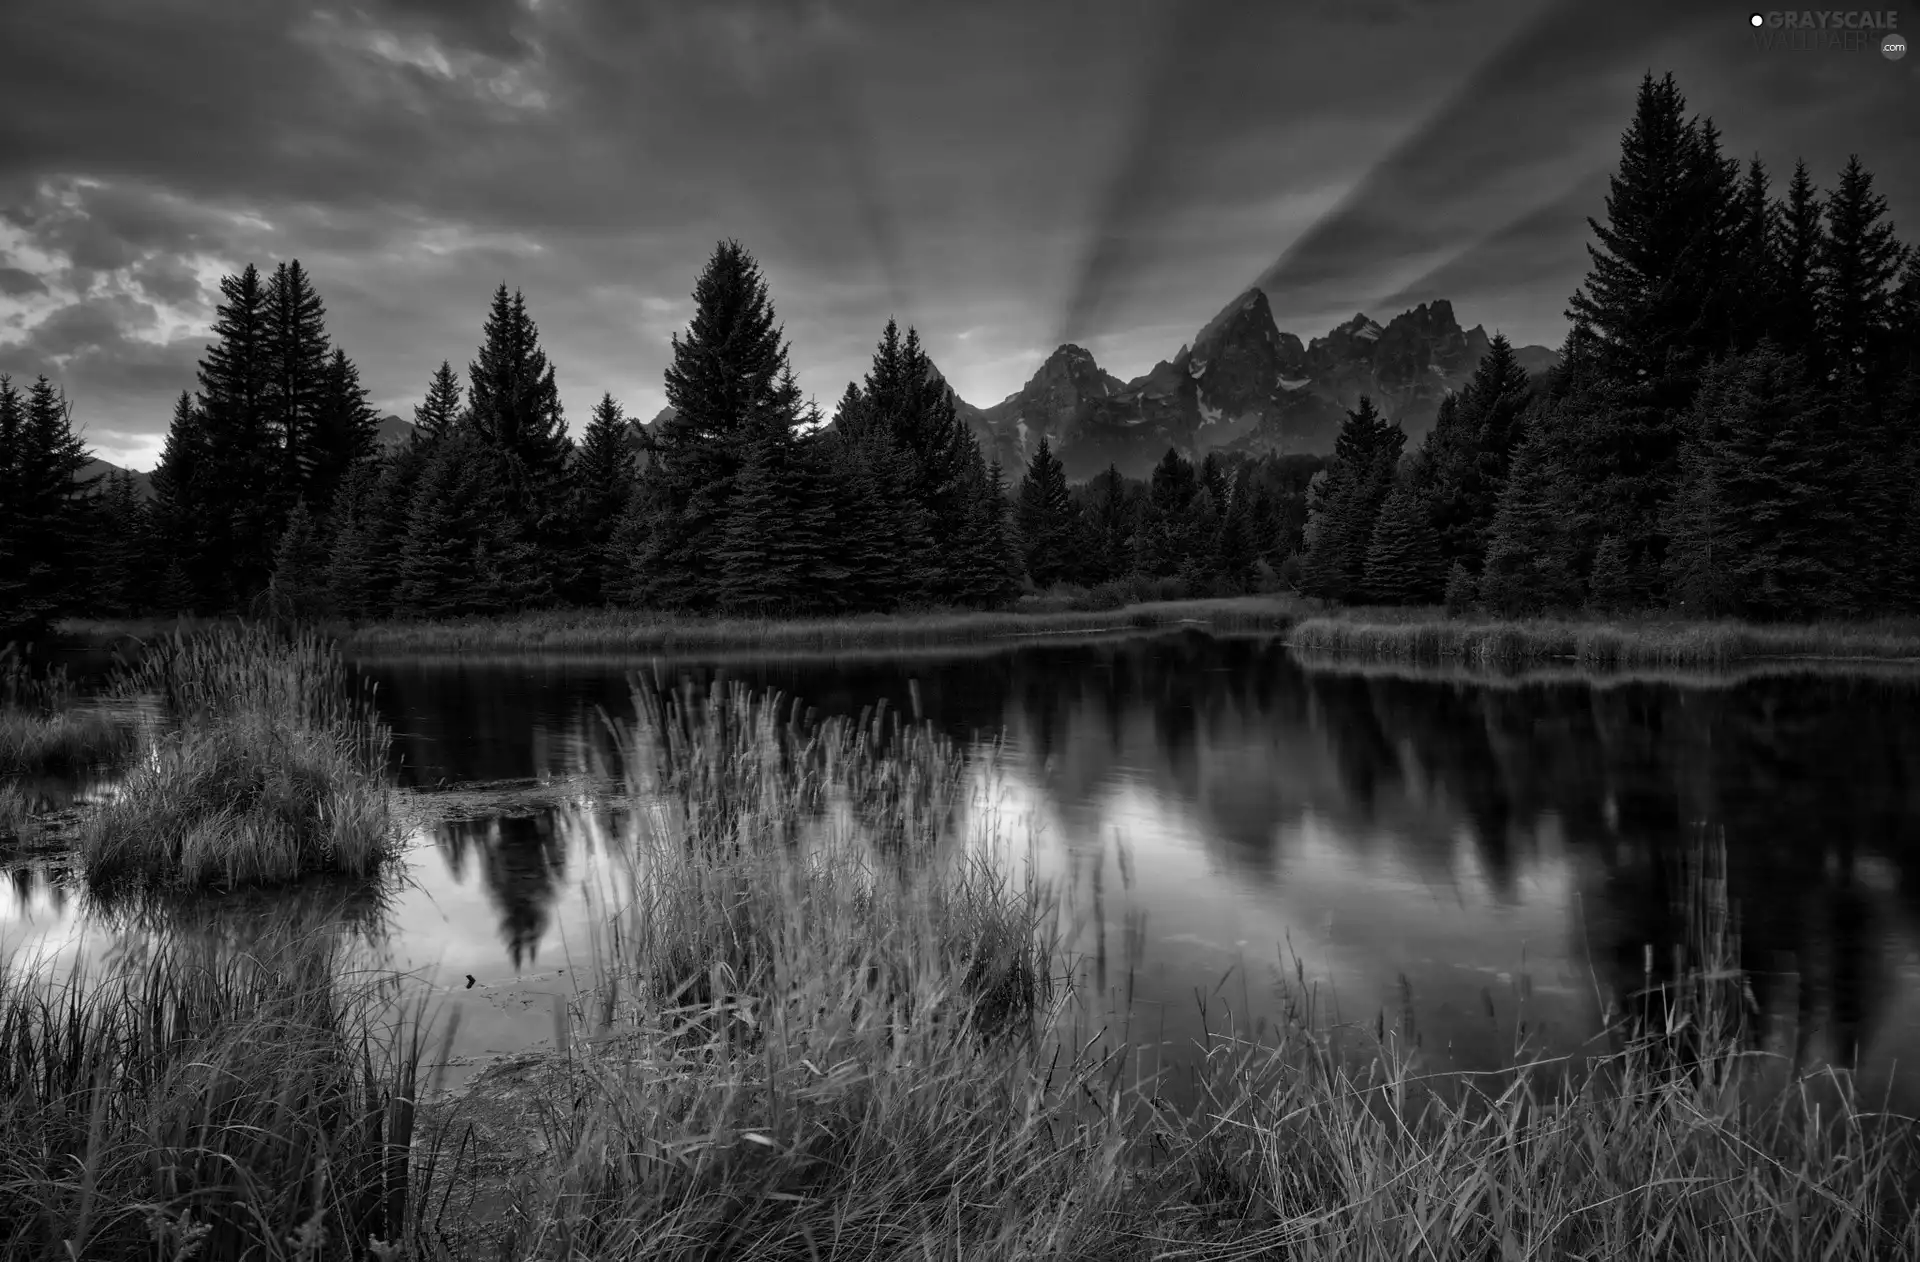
0;0;1913;471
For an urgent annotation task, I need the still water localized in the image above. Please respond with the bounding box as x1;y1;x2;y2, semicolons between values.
6;630;1920;1096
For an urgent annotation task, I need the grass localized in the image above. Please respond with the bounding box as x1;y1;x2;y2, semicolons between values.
0;913;440;1261
1290;608;1920;670
4;661;1918;1258
79;623;399;892
0;644;137;778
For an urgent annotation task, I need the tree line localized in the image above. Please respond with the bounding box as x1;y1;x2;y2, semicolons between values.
1300;72;1920;620
4;71;1912;635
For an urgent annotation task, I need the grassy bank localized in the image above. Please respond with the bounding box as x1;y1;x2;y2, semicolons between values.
5;675;1918;1258
1290;610;1920;670
308;595;1299;655
80;624;398;891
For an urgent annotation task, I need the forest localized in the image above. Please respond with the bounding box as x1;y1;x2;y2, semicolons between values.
1;71;1916;637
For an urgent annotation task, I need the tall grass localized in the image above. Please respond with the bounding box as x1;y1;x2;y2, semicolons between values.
0;643;136;777
333;595;1303;655
0;917;440;1262
1290;612;1920;670
80;624;398;891
417;684;1920;1259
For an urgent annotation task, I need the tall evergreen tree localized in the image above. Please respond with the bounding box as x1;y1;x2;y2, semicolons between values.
149;390;207;613
266;499;332;621
263;259;331;502
627;241;794;612
1818;155;1907;389
1729;157;1782;353
570;392;639;605
1363;484;1443;606
412;360;464;444
466;284;571;482
1084;463;1137;583
397;432;542;618
306;349;380;515
92;469;153;618
1479;417;1577;615
1016;437;1078;587
0;377;98;633
194;263;277;609
1775;159;1827;368
950;454;1025;608
1300;397;1402;602
713;381;844;615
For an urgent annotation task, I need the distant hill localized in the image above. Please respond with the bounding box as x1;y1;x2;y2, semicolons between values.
76;458;154;500
375;414;417;447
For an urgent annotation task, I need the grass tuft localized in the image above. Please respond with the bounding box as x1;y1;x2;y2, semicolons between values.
79;623;397;891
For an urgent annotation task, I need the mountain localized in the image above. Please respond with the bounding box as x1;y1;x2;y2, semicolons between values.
375;414;417;447
76;458;154;500
956;292;1559;482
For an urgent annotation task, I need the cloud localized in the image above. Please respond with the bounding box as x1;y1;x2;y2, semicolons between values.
0;0;1912;466
0;267;45;297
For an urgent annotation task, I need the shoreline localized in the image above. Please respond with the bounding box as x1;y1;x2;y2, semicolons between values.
51;603;1920;676
56;596;1305;656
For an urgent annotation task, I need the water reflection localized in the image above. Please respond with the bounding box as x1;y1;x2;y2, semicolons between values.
6;631;1920;1099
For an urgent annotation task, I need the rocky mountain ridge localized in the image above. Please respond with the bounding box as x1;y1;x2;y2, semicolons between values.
963;291;1560;482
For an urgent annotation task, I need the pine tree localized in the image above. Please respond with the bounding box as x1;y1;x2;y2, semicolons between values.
951;455;1025;608
1443;562;1476;617
306;349;380;514
1300;398;1402;603
1479;419;1577;615
1818;155;1907;389
263;259;331;502
628;241;795;612
1729;157;1782;353
149;390;207;613
324;457;386;620
194;263;277;609
1587;535;1634;614
1775;159;1827;369
93;469;153;618
1084;464;1136;583
397;432;541;618
0;377;97;634
266;500;331;621
413;361;464;444
466;284;571;482
1214;465;1258;593
570;392;639;606
1566;73;1718;386
1016;437;1079;587
1363;484;1442;606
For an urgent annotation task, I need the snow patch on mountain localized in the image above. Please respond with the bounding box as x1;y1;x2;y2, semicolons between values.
1277;375;1311;391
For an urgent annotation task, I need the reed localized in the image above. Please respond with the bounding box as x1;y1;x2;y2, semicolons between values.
0;917;438;1262
0;644;136;777
417;686;1920;1259
79;623;397;891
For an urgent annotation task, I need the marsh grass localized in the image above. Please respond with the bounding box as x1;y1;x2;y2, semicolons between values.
413;685;1920;1259
0;917;441;1262
7;663;1918;1257
330;595;1303;655
80;623;398;891
0;644;137;778
1290;611;1920;670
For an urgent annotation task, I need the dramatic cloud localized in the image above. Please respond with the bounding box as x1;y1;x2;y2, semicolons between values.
0;0;1912;468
